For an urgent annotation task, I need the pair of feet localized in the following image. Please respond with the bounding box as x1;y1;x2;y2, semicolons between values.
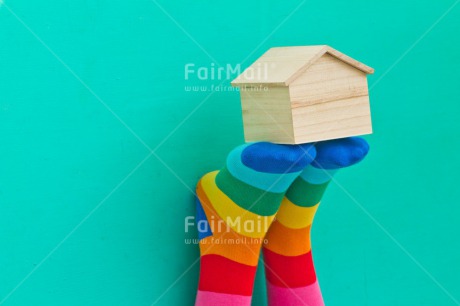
195;137;369;306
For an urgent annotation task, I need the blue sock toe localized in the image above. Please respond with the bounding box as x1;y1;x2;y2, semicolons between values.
241;142;316;173
313;137;369;169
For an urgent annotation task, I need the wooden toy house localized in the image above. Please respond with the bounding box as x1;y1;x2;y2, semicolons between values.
231;45;374;144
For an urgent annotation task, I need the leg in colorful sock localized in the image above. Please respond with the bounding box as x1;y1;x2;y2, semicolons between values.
195;142;316;306
263;137;370;306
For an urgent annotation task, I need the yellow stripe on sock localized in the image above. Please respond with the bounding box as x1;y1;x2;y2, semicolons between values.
200;171;275;238
276;197;319;229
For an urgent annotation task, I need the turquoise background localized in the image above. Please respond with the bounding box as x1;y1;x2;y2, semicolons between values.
1;0;459;305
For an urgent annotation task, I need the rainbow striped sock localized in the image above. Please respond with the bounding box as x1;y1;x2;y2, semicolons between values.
263;137;369;306
195;142;316;306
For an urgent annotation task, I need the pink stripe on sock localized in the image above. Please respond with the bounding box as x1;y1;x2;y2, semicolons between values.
267;280;324;306
195;290;252;306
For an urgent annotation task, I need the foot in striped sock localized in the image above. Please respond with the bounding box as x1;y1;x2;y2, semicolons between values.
195;142;316;306
263;137;370;306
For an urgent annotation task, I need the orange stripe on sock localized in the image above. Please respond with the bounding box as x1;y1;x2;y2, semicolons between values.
264;220;311;257
197;181;262;266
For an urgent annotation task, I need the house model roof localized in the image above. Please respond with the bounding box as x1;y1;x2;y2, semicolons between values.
231;45;374;86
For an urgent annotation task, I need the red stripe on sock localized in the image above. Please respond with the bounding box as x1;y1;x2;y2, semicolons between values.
263;248;317;288
198;254;257;296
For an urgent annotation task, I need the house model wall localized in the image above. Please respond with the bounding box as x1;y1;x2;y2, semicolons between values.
231;45;374;144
